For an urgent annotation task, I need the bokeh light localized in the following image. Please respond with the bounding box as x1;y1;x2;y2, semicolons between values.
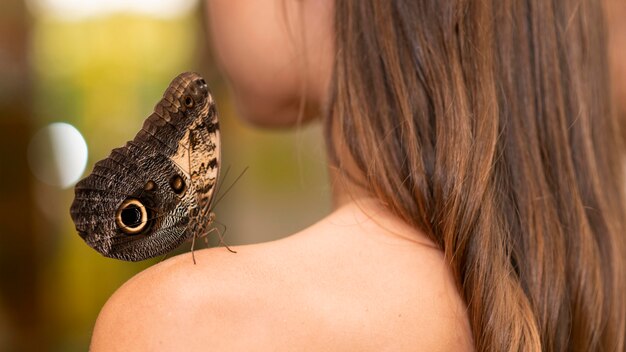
26;0;199;20
27;122;88;189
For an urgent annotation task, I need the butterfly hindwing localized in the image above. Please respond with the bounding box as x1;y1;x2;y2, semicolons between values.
70;72;220;261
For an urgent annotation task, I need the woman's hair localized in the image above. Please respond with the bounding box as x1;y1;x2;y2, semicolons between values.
325;1;626;350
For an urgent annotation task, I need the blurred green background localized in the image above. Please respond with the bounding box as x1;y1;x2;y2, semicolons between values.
0;0;330;350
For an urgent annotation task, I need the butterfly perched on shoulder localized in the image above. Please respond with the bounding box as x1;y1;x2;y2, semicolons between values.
70;72;222;262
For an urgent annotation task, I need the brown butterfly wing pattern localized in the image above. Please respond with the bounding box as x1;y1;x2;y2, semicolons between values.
70;72;221;261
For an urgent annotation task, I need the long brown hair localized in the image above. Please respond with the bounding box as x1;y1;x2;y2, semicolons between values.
326;1;626;350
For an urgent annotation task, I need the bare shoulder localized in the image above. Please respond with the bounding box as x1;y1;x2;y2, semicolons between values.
90;244;271;351
91;203;474;351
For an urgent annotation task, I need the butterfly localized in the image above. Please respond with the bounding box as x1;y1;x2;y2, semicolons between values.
70;72;221;262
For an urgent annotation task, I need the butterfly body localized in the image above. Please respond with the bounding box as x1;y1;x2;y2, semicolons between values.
70;72;220;261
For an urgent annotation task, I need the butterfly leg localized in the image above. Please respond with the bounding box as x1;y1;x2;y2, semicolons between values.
190;233;197;265
209;225;236;254
194;210;213;249
203;233;210;248
194;231;210;250
196;227;236;253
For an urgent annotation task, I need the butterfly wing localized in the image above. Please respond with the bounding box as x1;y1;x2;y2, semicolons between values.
189;101;221;217
70;143;194;261
70;72;218;261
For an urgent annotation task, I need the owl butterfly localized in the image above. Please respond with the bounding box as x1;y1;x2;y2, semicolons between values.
70;72;222;262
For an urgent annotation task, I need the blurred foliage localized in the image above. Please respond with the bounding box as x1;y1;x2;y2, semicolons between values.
0;3;330;351
30;15;199;159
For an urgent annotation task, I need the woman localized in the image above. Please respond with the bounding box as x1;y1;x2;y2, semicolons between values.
91;1;626;351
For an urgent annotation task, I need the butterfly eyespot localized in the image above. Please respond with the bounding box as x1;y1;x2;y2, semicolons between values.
115;199;149;235
144;180;157;191
184;96;194;108
169;174;186;195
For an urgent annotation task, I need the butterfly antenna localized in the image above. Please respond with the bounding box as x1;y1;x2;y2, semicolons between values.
212;166;249;209
216;165;232;196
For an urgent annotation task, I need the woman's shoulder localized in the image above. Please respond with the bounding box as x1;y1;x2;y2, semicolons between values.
90;204;474;351
90;242;279;351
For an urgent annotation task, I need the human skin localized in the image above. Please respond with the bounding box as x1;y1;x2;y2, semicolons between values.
205;0;334;127
89;1;474;351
